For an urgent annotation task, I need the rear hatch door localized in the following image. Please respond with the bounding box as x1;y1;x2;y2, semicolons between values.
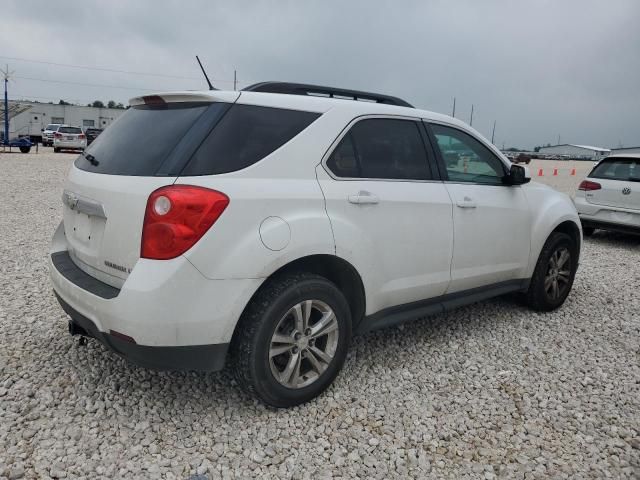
62;92;238;288
586;157;640;210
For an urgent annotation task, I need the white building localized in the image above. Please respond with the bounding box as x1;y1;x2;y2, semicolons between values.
538;144;610;160
1;101;126;142
611;146;640;155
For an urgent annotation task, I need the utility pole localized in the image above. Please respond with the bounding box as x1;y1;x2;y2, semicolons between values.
557;134;561;145
470;104;474;127
451;97;456;117
491;120;496;144
2;64;13;146
233;70;237;91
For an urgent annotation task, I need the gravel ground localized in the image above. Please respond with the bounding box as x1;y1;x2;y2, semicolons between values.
1;149;639;479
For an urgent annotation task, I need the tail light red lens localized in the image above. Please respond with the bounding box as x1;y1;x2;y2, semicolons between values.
578;180;602;191
54;133;62;138
141;185;229;260
78;134;86;139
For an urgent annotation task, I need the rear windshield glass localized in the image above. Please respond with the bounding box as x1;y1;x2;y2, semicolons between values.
59;127;82;134
591;157;640;181
181;104;320;176
75;103;210;175
46;124;59;130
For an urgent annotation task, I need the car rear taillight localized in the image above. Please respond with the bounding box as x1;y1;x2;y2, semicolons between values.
78;134;86;139
578;180;602;191
141;185;229;260
54;132;62;138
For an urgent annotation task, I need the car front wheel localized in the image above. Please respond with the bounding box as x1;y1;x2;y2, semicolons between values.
526;232;578;311
230;273;351;407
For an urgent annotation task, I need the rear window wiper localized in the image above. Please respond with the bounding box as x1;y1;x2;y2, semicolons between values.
82;151;99;166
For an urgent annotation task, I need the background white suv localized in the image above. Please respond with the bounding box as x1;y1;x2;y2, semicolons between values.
50;83;582;407
42;123;63;146
53;125;86;152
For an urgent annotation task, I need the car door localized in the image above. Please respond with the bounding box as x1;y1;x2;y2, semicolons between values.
316;116;454;315
426;122;531;293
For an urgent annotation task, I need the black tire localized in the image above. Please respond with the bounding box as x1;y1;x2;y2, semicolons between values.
582;226;595;236
53;147;60;153
19;146;30;153
525;232;578;311
230;273;352;407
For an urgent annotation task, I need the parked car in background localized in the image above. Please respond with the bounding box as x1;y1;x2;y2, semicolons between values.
42;123;63;146
53;126;86;153
50;83;582;407
513;153;532;164
84;127;103;146
574;154;640;235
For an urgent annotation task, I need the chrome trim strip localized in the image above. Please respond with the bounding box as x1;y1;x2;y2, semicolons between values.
62;190;107;219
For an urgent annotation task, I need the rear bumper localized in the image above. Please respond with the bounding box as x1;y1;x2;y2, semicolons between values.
53;140;86;149
574;196;640;231
49;222;263;371
56;292;229;371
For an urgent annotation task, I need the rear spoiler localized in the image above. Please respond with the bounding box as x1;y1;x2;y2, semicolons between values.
129;91;240;107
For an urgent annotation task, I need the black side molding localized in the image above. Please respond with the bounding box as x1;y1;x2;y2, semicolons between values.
51;251;120;299
358;279;530;334
580;219;640;236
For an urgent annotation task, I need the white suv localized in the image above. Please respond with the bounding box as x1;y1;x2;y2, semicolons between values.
53;125;87;152
42;123;63;146
49;83;582;407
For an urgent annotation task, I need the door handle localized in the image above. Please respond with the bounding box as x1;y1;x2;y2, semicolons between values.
348;191;379;205
456;196;477;208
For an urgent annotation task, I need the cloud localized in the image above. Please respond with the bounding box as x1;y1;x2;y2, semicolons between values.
2;0;639;148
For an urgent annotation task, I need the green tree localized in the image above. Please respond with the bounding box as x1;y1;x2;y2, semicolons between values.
92;100;105;108
107;100;117;109
58;99;71;105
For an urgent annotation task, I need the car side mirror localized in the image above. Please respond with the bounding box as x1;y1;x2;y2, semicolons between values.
41;128;44;132
504;164;531;185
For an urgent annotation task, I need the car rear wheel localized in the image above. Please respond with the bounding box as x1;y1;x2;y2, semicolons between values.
525;232;578;311
230;273;351;407
53;147;60;153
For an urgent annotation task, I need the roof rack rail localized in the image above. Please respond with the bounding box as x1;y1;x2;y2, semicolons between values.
242;82;413;108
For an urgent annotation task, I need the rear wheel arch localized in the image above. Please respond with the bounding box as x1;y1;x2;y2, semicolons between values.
232;254;366;341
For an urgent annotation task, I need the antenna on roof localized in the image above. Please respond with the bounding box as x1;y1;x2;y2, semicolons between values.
195;56;216;91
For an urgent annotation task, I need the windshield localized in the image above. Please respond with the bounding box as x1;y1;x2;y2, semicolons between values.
591;157;640;181
45;124;60;130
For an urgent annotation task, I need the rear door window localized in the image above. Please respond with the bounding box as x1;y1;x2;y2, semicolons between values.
181;105;320;176
326;118;432;180
75;103;219;176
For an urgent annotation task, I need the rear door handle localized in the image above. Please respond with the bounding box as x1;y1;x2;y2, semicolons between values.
456;196;477;208
348;191;379;205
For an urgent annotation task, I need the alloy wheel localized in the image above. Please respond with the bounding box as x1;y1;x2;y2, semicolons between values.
544;247;571;300
269;300;339;389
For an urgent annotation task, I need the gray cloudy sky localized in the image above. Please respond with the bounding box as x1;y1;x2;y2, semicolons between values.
2;0;639;149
